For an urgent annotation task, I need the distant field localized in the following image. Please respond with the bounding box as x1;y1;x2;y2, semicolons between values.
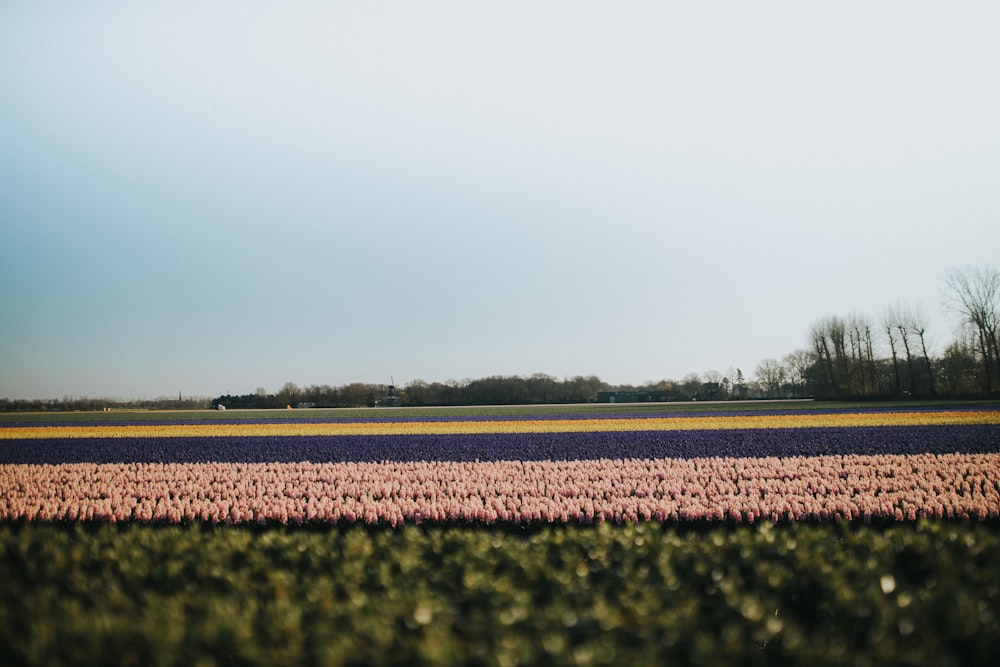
2;398;997;423
1;402;998;665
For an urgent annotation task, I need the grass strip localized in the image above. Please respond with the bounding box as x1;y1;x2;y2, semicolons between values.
3;400;996;424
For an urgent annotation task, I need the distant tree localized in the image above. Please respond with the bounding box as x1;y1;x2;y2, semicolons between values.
719;376;732;400
885;305;922;397
733;369;747;400
783;349;814;397
811;316;850;398
564;375;608;403
299;384;339;407
937;339;980;398
882;309;905;397
944;265;1000;395
277;382;301;407
754;358;786;398
686;373;705;400
905;305;936;397
340;383;373;407
403;379;433;406
702;370;723;387
846;313;877;396
527;373;558;403
703;370;727;400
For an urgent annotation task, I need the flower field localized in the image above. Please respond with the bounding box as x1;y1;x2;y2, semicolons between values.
1;403;999;666
2;408;999;526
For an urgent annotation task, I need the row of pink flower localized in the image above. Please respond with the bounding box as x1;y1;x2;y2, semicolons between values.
3;453;998;525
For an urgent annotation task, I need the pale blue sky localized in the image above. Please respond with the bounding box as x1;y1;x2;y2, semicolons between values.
2;2;999;399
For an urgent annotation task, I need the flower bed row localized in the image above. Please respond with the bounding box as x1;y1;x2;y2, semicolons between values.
3;453;998;525
1;425;997;465
2;409;997;439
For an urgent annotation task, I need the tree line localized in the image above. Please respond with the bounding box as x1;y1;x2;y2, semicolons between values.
209;264;995;407
4;265;996;412
209;375;612;410
0;395;212;413
207;372;766;410
803;265;999;400
211;265;995;407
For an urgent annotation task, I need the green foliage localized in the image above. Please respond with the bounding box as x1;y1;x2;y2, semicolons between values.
1;521;997;666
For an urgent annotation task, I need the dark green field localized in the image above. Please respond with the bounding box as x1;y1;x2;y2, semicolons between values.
1;521;998;666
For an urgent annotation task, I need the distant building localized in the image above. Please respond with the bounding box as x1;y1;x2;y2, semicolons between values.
379;381;400;407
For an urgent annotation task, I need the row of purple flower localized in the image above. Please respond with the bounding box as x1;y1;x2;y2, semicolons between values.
3;425;998;465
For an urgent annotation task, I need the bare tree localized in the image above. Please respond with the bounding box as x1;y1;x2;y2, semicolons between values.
754;358;786;398
783;349;815;397
811;316;850;398
703;370;724;384
944;265;1000;394
848;319;865;393
938;337;979;397
886;304;920;396
882;308;904;397
846;313;877;396
907;305;936;397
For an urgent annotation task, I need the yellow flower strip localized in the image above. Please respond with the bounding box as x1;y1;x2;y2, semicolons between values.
2;410;998;440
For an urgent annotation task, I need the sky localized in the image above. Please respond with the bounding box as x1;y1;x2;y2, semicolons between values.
2;2;999;400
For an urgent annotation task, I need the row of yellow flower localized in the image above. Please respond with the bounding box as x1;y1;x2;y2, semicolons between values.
2;410;998;440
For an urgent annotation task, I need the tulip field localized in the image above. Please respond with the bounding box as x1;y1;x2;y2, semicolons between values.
1;401;999;665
